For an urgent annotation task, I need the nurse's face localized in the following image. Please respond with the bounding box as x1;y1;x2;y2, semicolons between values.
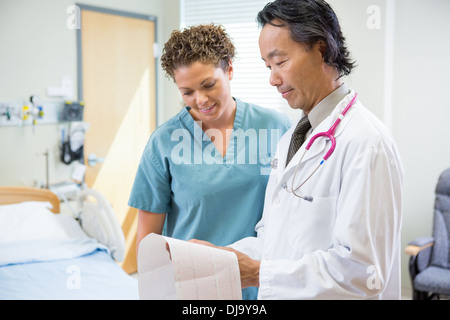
174;61;235;125
259;21;330;114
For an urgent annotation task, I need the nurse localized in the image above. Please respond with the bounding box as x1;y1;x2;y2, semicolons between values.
128;24;291;300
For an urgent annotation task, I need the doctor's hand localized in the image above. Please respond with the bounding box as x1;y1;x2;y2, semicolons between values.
189;239;260;289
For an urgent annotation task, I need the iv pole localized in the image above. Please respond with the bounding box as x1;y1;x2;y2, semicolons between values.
43;148;49;189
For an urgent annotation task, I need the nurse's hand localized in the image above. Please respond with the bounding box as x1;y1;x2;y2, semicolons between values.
189;239;260;289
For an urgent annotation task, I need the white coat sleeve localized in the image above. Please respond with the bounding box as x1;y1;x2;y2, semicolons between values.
228;213;266;261
258;135;403;300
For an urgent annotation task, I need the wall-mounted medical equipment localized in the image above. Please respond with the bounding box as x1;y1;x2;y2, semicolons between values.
87;153;106;167
0;76;76;127
61;124;86;165
0;100;86;127
22;95;45;128
62;101;84;121
0;106;12;121
0;102;20;126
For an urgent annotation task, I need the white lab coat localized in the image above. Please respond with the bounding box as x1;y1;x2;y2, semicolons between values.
231;91;404;300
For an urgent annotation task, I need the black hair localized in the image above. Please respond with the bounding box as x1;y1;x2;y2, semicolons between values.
257;0;355;77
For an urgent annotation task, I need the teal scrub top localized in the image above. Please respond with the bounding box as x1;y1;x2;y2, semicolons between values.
128;98;291;299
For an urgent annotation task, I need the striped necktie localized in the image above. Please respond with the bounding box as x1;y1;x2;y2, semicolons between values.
286;115;311;166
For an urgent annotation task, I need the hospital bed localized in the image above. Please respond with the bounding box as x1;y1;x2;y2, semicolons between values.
0;186;138;300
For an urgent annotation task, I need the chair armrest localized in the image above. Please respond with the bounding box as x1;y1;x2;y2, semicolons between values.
405;236;434;256
406;236;435;284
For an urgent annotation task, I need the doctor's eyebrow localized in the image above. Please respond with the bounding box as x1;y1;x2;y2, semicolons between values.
262;49;286;61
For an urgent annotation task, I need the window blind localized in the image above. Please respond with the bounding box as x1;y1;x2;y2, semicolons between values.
181;0;295;117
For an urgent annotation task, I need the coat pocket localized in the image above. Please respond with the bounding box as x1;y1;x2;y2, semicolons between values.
287;196;338;255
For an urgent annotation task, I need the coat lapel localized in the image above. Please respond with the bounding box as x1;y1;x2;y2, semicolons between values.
279;91;358;183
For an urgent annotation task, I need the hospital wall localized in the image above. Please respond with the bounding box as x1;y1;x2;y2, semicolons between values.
0;0;181;187
391;0;450;291
1;0;450;295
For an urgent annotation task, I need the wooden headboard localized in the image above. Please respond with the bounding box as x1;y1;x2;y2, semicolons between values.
0;187;60;214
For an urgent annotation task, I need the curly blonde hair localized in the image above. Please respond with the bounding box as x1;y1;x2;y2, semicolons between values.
161;24;236;81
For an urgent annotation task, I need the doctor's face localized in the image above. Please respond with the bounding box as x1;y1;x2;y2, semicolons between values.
174;61;235;125
259;21;329;114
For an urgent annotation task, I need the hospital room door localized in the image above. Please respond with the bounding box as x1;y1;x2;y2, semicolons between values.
79;6;157;274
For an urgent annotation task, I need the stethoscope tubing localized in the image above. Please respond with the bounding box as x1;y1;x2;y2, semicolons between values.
284;92;358;201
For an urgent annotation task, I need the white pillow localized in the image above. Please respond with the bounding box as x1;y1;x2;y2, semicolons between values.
0;201;71;243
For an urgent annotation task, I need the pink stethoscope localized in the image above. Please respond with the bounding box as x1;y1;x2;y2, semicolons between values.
283;93;358;202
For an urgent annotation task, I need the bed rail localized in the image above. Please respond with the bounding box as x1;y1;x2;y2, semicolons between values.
0;186;60;213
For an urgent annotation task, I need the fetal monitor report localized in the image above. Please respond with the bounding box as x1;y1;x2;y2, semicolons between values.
138;233;242;300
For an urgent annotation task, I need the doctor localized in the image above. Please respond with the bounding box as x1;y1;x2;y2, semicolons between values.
194;0;404;299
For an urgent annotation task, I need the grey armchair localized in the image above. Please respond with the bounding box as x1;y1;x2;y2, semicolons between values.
405;168;450;300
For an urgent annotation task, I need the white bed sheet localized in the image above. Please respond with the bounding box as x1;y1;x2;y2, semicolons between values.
0;201;138;300
0;239;138;300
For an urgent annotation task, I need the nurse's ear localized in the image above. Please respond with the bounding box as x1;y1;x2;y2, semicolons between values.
227;60;234;81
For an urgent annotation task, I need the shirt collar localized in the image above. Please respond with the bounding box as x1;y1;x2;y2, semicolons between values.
308;83;350;131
